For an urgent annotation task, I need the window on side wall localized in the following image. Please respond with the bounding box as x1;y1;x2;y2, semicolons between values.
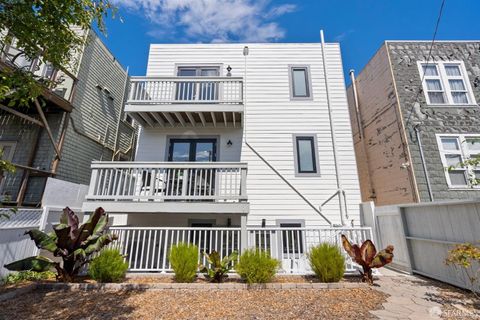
293;134;320;176
418;61;476;106
437;134;480;188
289;65;312;100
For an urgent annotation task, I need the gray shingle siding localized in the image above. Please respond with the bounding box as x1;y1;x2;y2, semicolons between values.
1;30;137;205
387;41;480;201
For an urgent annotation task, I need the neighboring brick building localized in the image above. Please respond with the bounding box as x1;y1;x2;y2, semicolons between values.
0;30;137;206
347;41;480;206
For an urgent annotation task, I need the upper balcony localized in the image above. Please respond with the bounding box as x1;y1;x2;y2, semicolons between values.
125;76;244;129
0;38;77;112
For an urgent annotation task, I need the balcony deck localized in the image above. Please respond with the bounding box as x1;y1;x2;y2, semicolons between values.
125;76;243;128
82;161;249;214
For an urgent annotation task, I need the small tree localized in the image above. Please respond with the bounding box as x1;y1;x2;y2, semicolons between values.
4;207;117;282
446;243;480;300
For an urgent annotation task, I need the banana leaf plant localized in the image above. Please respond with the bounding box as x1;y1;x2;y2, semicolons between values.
199;250;238;283
341;235;394;285
4;207;117;282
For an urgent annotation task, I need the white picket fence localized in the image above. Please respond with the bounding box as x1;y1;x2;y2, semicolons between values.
109;226;372;274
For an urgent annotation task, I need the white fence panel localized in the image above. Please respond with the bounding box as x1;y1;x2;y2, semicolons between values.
110;226;372;275
362;200;480;293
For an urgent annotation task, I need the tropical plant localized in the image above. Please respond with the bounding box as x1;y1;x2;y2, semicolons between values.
88;249;128;283
308;243;345;282
235;249;280;284
446;242;480;299
199;250;237;283
4;207;117;282
169;243;199;283
341;235;394;285
2;270;55;285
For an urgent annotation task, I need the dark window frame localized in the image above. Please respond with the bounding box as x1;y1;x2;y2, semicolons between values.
293;134;320;176
168;138;218;162
289;65;313;100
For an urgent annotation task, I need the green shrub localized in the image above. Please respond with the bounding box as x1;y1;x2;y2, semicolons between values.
88;249;128;283
169;243;199;283
308;243;345;282
235;249;280;284
2;270;56;285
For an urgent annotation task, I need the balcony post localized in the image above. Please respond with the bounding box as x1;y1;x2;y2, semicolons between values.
87;168;98;197
240;214;248;253
240;167;247;199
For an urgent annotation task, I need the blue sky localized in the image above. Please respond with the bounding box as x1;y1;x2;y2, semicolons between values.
100;0;480;80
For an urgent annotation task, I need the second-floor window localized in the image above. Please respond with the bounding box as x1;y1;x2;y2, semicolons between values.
176;66;220;101
437;134;480;188
289;65;312;100
418;61;476;106
293;134;320;176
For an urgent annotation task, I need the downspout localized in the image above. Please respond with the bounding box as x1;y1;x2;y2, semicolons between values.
349;69;376;200
320;30;347;226
242;45;333;226
112;66;130;160
414;125;434;201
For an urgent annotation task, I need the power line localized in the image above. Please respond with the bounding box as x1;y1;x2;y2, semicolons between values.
404;0;447;127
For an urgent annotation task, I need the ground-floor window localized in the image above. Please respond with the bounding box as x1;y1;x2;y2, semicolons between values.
436;134;480;188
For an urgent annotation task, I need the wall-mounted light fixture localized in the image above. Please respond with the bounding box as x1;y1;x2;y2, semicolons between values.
227;140;233;147
226;65;232;77
261;219;266;228
227;218;232;227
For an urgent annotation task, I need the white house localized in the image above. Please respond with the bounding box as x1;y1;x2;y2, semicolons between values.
81;36;368;273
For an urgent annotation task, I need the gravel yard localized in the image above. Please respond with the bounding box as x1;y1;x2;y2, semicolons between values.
0;287;386;320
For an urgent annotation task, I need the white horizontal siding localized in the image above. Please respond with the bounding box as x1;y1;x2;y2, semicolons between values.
137;43;361;227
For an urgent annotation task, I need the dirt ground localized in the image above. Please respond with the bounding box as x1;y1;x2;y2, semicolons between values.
0;287;386;320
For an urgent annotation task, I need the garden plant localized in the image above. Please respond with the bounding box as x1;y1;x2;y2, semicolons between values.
88;249;128;283
308;243;345;282
199;250;238;283
341;235;394;285
235;249;280;284
4;207;117;282
169;242;199;283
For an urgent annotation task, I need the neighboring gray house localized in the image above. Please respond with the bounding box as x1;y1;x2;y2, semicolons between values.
347;41;480;206
0;29;137;206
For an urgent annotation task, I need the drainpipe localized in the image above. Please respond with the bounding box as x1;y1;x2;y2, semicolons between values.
321;30;347;226
349;69;376;200
414;125;434;202
112;66;130;160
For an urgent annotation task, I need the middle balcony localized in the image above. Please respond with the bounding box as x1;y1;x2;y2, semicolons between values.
125;76;244;128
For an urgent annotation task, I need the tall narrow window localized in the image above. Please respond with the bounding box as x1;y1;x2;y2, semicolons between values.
421;64;446;104
289;66;312;99
293;135;319;176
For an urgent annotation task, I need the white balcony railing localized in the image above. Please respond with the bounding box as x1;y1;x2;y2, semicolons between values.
108;226;373;274
86;162;248;203
127;77;243;105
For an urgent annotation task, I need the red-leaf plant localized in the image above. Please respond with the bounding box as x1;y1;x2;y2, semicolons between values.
341;235;394;285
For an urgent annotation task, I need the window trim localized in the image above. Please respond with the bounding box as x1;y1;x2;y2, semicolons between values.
417;61;477;107
292;134;320;177
288;65;313;100
174;64;223;77
436;133;480;189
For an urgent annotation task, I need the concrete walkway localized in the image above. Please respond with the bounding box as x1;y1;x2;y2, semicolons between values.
371;269;444;320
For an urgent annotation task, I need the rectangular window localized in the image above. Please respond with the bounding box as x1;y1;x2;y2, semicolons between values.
437;134;480;188
176;65;221;101
289;65;312;99
280;223;304;254
293;134;319;176
418;61;475;106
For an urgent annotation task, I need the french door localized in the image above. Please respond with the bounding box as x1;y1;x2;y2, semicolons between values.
167;139;217;199
176;67;220;101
